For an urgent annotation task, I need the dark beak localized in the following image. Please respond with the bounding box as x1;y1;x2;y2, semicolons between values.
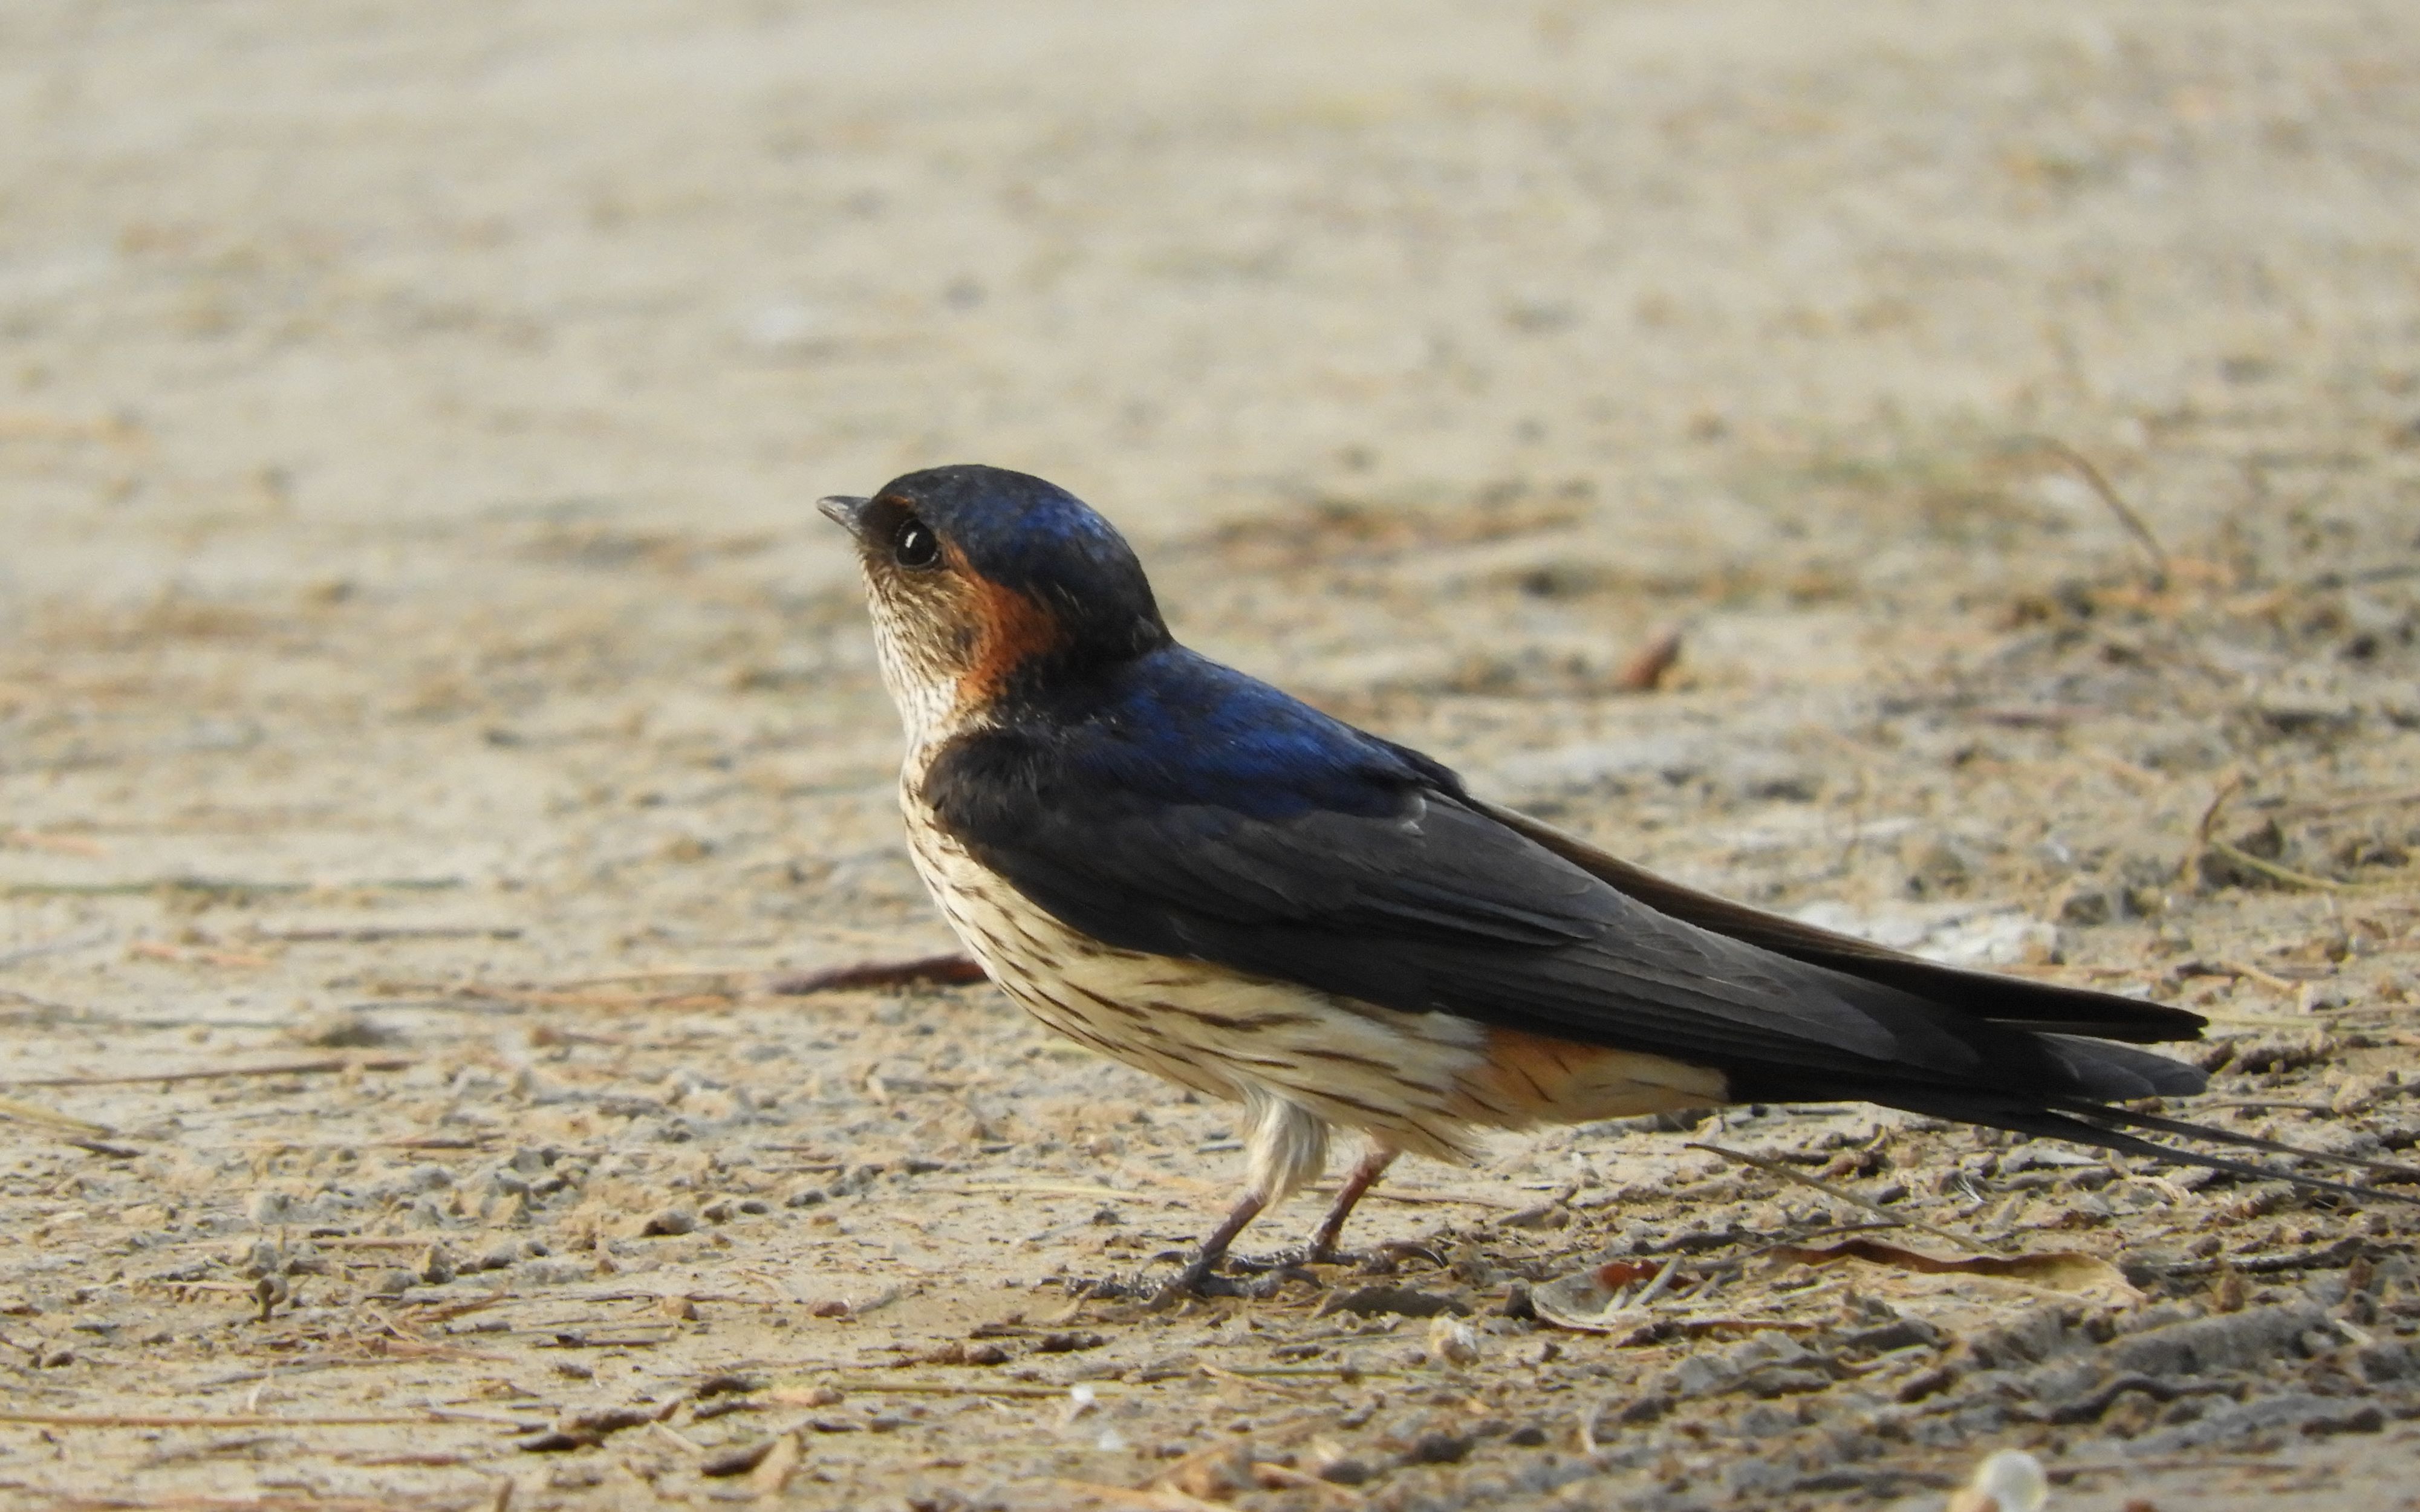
817;495;871;537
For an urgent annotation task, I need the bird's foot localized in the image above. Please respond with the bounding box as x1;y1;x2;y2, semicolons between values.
1118;1239;1446;1308
1070;1234;1446;1305
1105;1246;1316;1307
1227;1238;1444;1277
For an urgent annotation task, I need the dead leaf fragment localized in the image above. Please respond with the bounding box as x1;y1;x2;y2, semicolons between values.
1529;1257;1682;1334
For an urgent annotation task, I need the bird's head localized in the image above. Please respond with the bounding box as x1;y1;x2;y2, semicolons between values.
820;466;1170;742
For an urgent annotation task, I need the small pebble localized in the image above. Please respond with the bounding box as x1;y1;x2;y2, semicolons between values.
290;1011;393;1048
516;1257;593;1286
695;1373;766;1398
700;1439;776;1478
640;1206;697;1237
1426;1317;1482;1367
1403;1431;1473;1465
1947;1449;2048;1512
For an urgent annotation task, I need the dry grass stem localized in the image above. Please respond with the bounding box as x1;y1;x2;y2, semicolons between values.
5;1055;415;1088
1688;1141;2003;1254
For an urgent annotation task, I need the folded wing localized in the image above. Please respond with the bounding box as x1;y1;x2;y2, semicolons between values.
923;650;2204;1111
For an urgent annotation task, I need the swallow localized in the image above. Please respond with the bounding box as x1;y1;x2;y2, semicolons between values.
821;464;2407;1296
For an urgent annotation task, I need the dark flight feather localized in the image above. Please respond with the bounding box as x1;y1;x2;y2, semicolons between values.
1472;798;2202;1042
926;644;2414;1200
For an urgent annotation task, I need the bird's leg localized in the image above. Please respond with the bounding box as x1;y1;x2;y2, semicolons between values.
1305;1146;1399;1264
1227;1144;1422;1275
1153;1187;1268;1301
1154;1093;1339;1299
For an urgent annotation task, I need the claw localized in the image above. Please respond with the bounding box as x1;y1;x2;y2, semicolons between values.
1367;1239;1447;1270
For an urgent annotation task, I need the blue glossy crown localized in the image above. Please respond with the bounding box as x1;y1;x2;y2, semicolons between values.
873;465;1169;665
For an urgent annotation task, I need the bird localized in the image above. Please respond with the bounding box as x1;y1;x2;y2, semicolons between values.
819;464;2407;1297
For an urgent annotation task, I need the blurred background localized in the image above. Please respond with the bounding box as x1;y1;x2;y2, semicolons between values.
7;0;2415;589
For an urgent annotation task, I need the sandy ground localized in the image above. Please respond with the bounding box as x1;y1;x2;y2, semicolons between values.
6;1;2420;1508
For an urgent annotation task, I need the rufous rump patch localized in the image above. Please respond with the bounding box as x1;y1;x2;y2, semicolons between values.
1465;1025;1727;1123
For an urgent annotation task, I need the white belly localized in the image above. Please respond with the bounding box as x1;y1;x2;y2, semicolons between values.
900;796;1506;1165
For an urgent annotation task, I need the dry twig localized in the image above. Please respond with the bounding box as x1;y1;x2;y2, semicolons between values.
253;925;523;943
2005;436;2169;580
0;927;112;968
2;876;460;899
779;1376;1087;1400
767;953;987;994
0;1410;449;1428
5;1055;414;1089
2192;776;2372;894
131;940;275;969
0;1094;112;1134
2216;959;2301;993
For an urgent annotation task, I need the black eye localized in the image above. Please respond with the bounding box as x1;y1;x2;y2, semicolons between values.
892;516;942;570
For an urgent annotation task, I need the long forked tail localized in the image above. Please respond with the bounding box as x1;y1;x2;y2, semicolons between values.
1473;797;2418;1203
2069;1100;2420;1185
1886;1092;2420;1207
